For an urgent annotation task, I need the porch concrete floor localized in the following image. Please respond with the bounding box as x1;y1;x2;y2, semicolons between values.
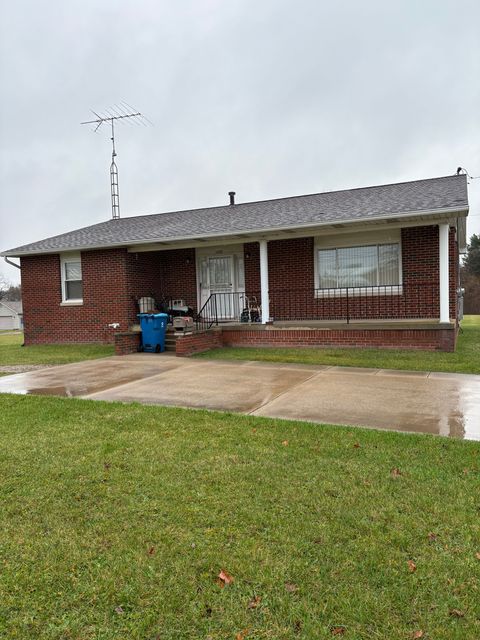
0;354;479;440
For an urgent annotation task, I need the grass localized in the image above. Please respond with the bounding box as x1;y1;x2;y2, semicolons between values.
196;316;480;375
0;333;114;366
0;395;479;639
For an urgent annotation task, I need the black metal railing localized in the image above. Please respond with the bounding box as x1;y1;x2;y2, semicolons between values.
160;283;439;331
194;283;439;328
195;292;263;330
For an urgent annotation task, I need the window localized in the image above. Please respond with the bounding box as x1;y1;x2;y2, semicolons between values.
318;243;400;289
61;254;83;302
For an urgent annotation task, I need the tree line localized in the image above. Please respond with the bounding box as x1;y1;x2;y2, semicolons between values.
0;275;21;302
461;234;480;314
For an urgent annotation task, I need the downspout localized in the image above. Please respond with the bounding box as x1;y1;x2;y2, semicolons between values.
4;256;20;270
3;257;23;345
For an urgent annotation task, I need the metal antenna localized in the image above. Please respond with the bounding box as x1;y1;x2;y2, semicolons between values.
81;105;151;220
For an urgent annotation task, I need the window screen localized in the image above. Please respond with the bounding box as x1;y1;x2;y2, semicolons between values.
63;260;83;300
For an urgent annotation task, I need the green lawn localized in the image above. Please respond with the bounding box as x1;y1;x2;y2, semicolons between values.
196;316;480;375
0;395;479;639
0;333;114;366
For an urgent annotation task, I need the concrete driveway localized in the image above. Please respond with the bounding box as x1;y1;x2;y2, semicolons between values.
0;353;479;439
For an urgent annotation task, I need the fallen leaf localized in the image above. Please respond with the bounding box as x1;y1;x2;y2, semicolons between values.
148;546;155;555
247;595;261;609
282;440;289;446
475;552;480;560
391;467;402;477
252;428;257;433
104;462;111;470
235;629;249;640
353;442;360;448
331;626;346;635
449;608;465;617
114;606;124;615
463;468;469;475
407;560;417;573
412;631;424;639
285;582;298;593
427;532;437;542
217;569;234;588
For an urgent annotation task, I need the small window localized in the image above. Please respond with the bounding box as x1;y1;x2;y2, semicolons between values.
318;243;400;289
61;255;83;302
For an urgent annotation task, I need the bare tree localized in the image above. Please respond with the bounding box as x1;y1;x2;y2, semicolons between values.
0;275;11;301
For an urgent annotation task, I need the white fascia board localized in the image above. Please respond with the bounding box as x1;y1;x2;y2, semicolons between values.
1;205;469;257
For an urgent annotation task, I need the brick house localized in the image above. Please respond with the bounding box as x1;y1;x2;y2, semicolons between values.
1;174;469;353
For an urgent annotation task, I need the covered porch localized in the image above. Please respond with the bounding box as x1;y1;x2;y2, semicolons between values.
127;220;457;330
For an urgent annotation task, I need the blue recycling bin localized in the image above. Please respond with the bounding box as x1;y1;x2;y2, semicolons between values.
138;313;168;353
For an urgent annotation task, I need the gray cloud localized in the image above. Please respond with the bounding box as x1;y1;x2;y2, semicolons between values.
1;0;479;284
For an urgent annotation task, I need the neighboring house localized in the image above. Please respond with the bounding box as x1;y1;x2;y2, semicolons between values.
0;300;23;331
0;174;469;352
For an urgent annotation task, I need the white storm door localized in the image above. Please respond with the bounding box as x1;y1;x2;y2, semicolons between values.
208;256;234;318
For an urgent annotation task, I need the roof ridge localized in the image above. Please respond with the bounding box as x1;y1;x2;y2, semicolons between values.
122;174;465;221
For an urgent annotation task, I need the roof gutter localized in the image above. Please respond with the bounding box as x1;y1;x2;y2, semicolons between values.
0;205;469;258
4;256;20;269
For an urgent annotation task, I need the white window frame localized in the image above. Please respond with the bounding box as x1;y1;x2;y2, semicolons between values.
60;253;83;305
314;230;403;297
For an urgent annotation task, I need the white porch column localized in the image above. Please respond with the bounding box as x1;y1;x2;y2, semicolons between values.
259;240;270;323
439;223;450;324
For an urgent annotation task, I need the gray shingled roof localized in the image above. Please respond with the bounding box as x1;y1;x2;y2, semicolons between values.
0;300;22;314
1;175;468;256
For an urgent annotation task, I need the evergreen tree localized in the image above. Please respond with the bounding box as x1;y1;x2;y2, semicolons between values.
464;234;480;276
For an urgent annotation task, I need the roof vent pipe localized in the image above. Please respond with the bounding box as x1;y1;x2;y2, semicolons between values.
228;191;236;206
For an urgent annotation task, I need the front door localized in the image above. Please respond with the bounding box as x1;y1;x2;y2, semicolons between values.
198;249;245;320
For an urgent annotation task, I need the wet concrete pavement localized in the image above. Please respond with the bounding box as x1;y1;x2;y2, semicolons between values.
0;354;479;440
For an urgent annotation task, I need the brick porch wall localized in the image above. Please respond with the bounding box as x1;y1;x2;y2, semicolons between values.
175;328;223;356
221;326;456;352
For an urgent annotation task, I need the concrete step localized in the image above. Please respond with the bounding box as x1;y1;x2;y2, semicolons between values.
165;334;177;353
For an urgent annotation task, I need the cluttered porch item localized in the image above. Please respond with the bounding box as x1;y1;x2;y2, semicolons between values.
172;316;194;334
240;295;261;323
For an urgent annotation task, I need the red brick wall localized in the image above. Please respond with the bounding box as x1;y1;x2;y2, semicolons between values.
244;242;260;293
21;246;200;345
221;326;456;352
21;249;132;344
157;248;197;312
175;328;223;356
114;331;141;355
125;248;197;323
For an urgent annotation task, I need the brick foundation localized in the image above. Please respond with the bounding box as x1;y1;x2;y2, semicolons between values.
114;331;141;355
172;323;457;356
175;328;223;356
221;325;457;352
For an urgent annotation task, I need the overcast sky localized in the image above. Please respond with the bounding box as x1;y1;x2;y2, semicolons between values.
1;0;479;284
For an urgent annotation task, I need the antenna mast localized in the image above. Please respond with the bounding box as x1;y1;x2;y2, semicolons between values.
81;104;151;220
